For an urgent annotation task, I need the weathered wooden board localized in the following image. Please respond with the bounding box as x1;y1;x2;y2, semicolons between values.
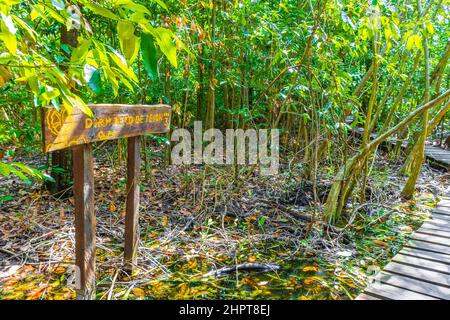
384;262;450;287
437;200;450;208
354;293;381;300
365;281;438;300
377;271;450;299
399;247;450;265
428;214;450;223
393;253;450;274
432;208;450;217
421;218;450;229
41;104;171;152
406;239;450;255
424;146;450;166
417;227;450;239
412;233;450;246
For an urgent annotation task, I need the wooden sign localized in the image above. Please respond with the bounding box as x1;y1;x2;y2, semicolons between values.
40;104;171;300
41;104;171;152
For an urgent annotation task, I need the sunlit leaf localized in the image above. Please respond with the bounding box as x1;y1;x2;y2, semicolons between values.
141;32;159;81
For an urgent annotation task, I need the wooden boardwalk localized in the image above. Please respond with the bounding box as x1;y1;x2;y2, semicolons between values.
357;148;450;300
425;145;450;168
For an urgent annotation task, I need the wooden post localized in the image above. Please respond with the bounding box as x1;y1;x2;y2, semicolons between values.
72;144;96;300
124;136;141;272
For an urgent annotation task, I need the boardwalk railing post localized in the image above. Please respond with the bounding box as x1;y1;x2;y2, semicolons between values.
73;144;96;300
124;136;141;272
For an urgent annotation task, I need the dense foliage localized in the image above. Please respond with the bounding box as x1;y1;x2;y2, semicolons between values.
1;0;449;224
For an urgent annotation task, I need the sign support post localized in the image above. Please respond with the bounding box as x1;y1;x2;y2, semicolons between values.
124;136;141;272
73;144;96;300
41;104;171;299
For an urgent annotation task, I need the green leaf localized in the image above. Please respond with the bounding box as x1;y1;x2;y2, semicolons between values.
0;31;17;54
61;91;93;117
83;2;119;20
117;21;140;63
123;1;151;15
51;0;65;10
107;48;138;83
118;21;134;39
114;0;132;5
84;64;102;95
152;0;168;11
141;32;159;81
1;14;17;34
0;162;12;177
406;34;422;51
40;85;60;101
0;52;13;64
71;38;91;63
12;16;38;41
425;21;434;35
0;196;14;202
9;167;30;183
154;27;177;68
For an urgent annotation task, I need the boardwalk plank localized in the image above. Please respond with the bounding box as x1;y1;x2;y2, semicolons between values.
429;214;450;223
384;262;450;287
417;226;450;239
406;239;450;255
377;271;450;299
354;293;381;300
393;253;450;274
432;209;450;217
421;219;450;229
411;233;450;247
399;247;450;265
437;200;450;209
365;281;437;300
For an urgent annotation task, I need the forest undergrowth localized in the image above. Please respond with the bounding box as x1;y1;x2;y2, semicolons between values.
0;142;448;300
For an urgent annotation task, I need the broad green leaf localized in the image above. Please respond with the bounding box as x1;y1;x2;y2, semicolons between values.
11;16;38;41
121;0;167;13
0;196;14;202
152;0;168;11
104;66;119;95
44;6;65;24
83;2;119;20
385;27;392;40
0;52;13;64
117;21;140;63
11;163;54;182
0;31;17;54
1;14;17;34
154;27;177;68
40;85;61;101
406;34;421;51
425;22;434;35
107;49;138;83
0;162;12;177
71;38;91;64
123;1;151;15
113;68;134;91
9;166;30;183
51;0;65;10
84;64;102;95
118;21;134;39
114;0;132;5
61;91;93;117
141;32;159;81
